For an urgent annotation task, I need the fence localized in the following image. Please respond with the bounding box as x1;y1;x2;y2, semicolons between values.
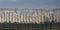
0;9;60;30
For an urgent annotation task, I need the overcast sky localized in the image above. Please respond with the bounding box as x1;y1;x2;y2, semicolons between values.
0;0;60;9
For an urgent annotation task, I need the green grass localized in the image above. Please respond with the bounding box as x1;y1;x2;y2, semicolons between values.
0;25;60;30
0;23;60;30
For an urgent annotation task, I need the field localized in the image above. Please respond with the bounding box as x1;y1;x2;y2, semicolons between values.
0;23;60;30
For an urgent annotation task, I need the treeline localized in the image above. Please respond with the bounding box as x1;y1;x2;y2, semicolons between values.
0;20;60;28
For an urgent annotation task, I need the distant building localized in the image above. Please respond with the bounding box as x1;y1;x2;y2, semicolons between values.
0;9;60;23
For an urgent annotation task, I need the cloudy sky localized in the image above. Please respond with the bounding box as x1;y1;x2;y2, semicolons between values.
0;0;60;9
